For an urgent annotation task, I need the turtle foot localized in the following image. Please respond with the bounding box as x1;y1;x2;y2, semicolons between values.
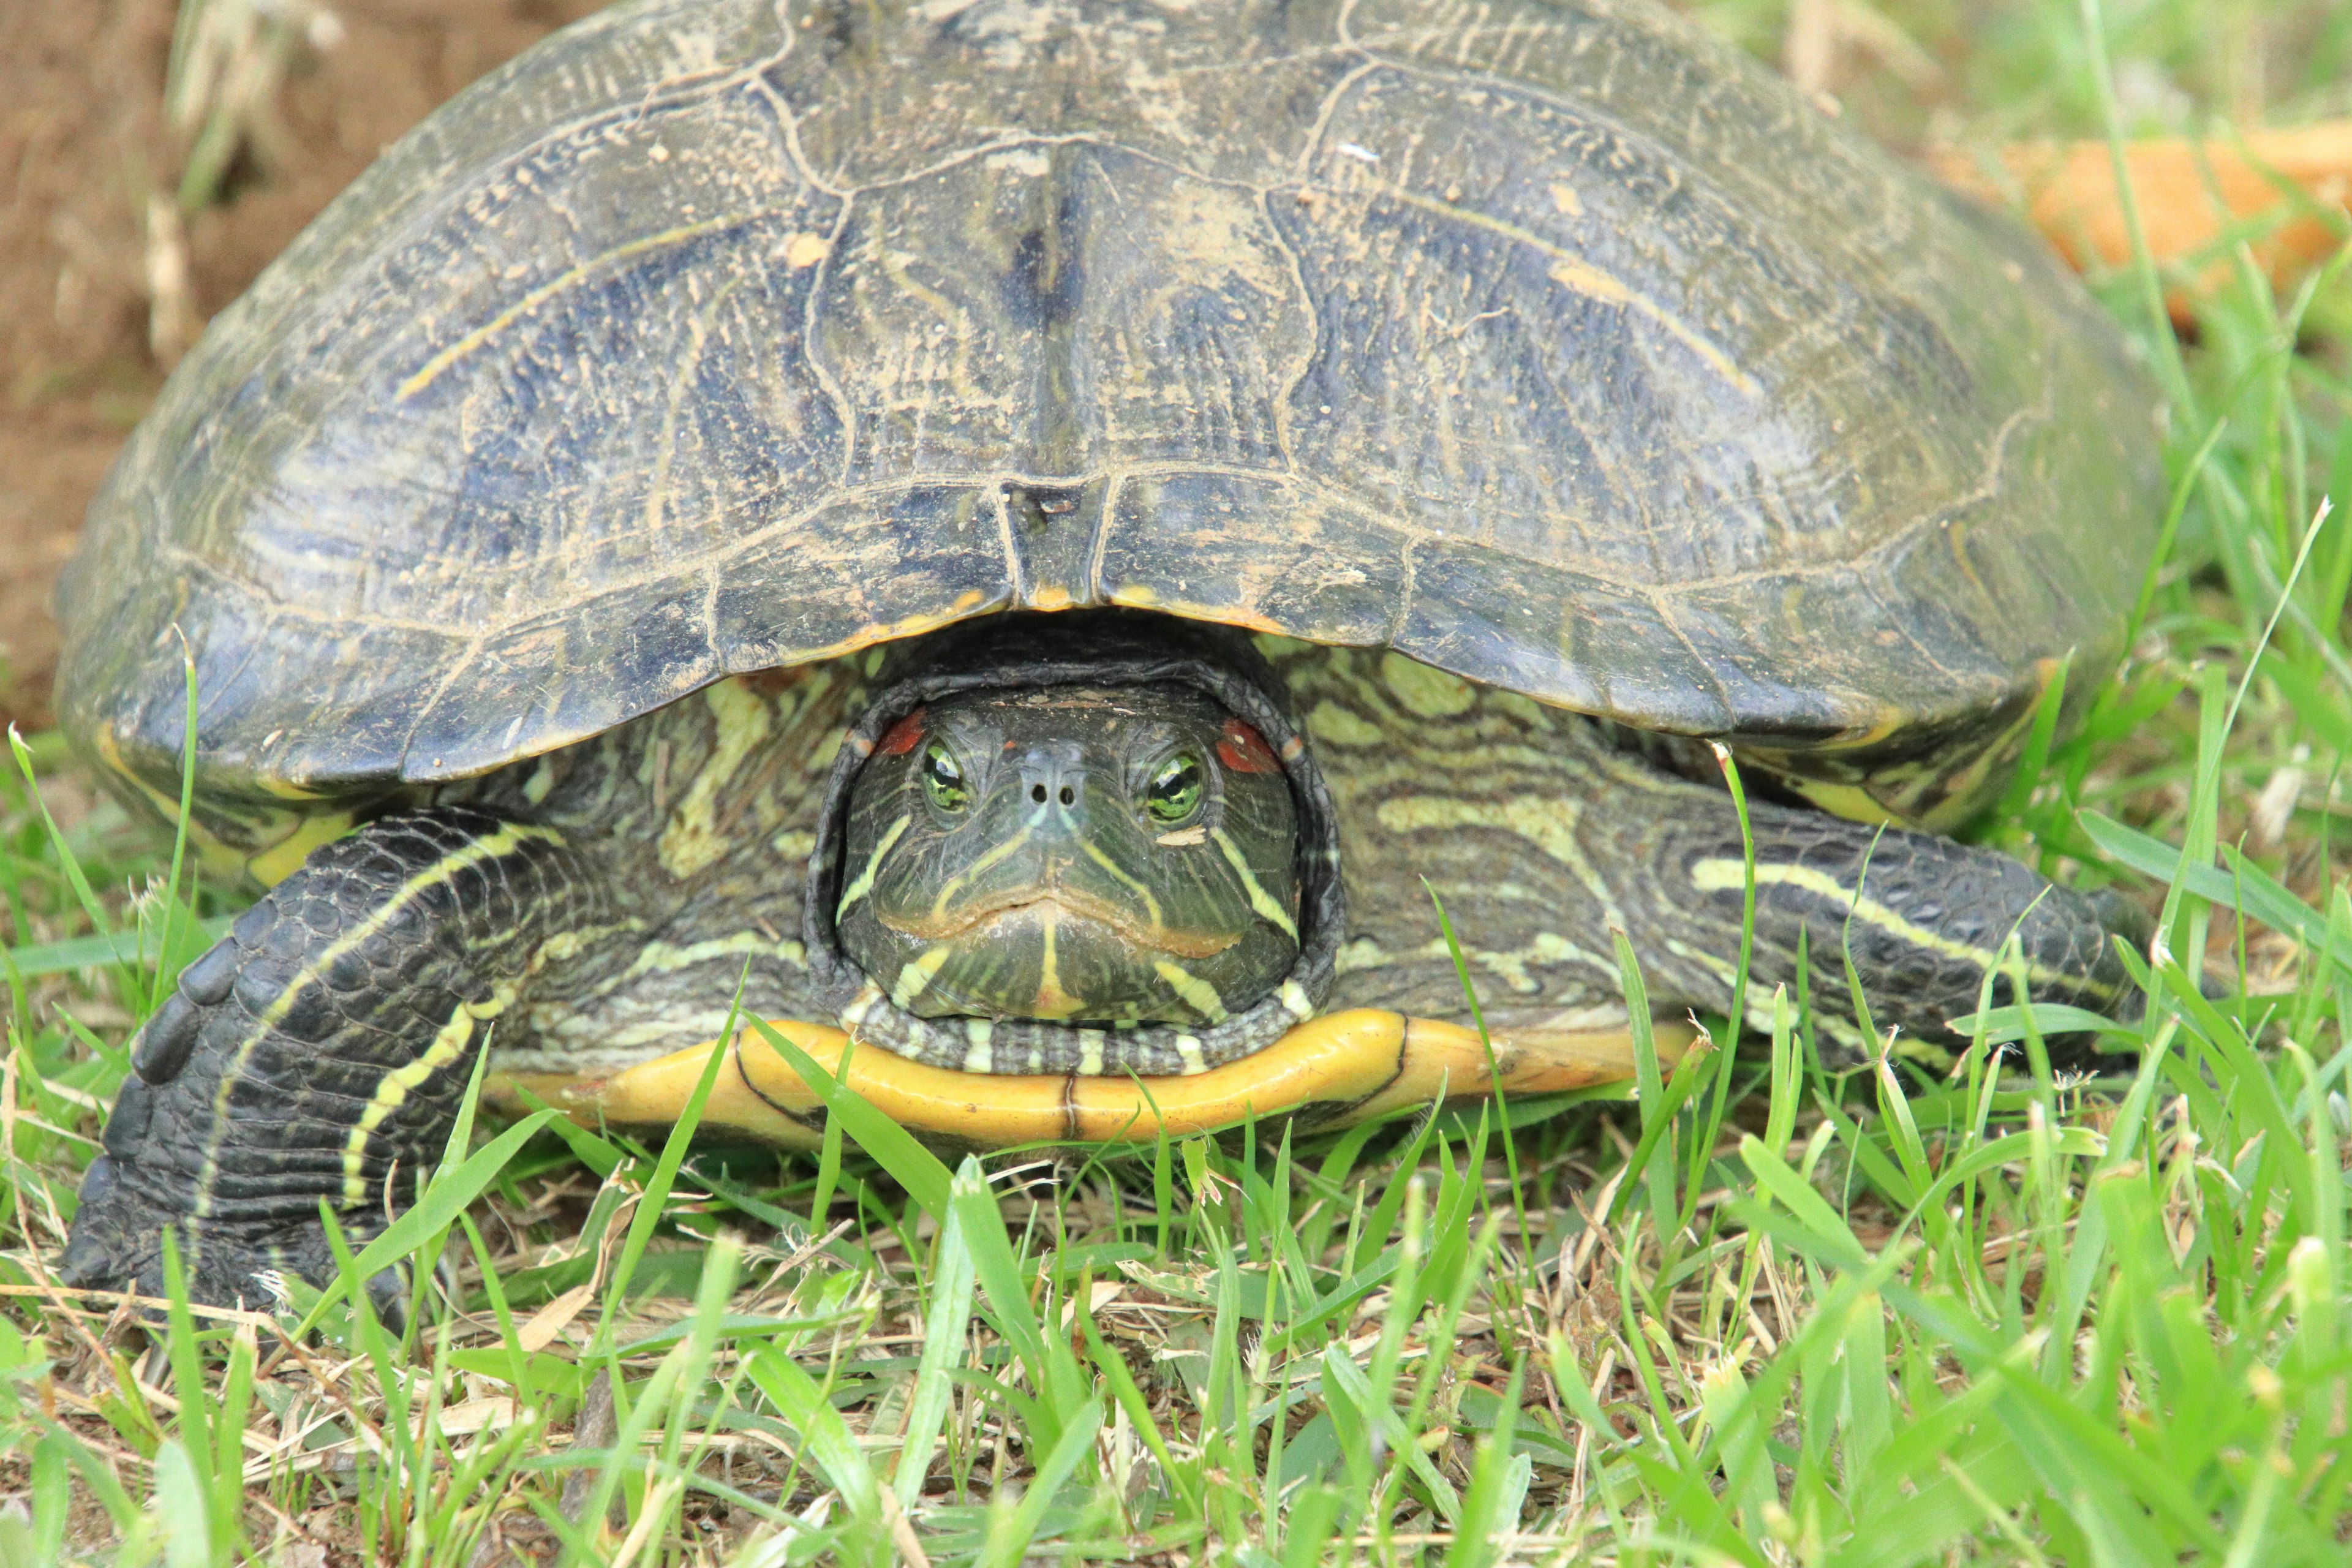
59;1155;409;1331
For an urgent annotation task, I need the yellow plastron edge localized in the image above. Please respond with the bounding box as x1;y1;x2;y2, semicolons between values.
489;1009;1695;1152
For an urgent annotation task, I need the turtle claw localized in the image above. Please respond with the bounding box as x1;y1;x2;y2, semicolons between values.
57;1153;398;1327
55;1156;137;1291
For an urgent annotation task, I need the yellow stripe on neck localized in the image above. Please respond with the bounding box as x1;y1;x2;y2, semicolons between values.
835;814;910;916
1210;827;1299;941
1152;958;1229;1023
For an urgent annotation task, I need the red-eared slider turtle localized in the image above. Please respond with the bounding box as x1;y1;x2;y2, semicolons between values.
56;0;2162;1311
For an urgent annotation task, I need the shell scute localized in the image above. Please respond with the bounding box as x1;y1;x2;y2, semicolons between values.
59;0;2162;827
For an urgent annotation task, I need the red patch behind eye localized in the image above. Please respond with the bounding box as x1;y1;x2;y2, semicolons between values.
877;709;927;756
1216;718;1280;774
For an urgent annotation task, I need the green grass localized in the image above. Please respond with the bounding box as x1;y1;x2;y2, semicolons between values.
2;1;2350;1562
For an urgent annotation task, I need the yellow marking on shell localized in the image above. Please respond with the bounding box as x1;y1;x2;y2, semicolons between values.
1174;1034;1207;1076
1152;959;1228;1023
891;944;955;1010
658;680;775;879
1110;590;1289;639
1210;827;1299;941
962;1020;993;1074
782;232;831;268
793;593;995;668
194;820;567;1219
1549;181;1585;216
1154;825;1207;846
1687;859;2114;998
341;983;512;1204
88;724;330;884
1305;699;1387;748
1774;778;1909;829
1371;183;1760;399
1076;1030;1106;1077
1799;707;1912;752
1028;584;1075;611
89;731;251;884
1376;795;1625;927
1550;257;1760;398
247;810;357;888
1795;663;2057;834
396;211;764;401
837;815;911;915
1381;652;1477;718
519;1009;1694;1148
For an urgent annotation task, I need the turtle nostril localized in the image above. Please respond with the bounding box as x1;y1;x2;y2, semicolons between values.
1031;783;1046;804
1058;785;1075;805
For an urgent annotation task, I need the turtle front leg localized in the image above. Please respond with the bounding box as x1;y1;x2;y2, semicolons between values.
1646;793;2143;1058
59;809;608;1317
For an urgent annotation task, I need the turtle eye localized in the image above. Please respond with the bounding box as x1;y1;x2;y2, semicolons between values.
1144;752;1205;826
921;741;968;813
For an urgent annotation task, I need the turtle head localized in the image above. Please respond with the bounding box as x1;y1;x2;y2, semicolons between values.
832;681;1300;1027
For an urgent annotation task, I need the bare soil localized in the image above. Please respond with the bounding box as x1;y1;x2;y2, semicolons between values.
0;0;602;723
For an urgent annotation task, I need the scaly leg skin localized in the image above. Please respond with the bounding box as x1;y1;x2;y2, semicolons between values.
1651;793;2136;1061
58;809;611;1321
1287;646;2137;1066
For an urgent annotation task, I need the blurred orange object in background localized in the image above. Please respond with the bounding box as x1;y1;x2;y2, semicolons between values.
1931;123;2352;314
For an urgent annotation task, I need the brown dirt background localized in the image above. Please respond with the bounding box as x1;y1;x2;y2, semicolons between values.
0;0;604;725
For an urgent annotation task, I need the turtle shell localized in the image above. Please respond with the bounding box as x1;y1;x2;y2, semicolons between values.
57;0;2163;827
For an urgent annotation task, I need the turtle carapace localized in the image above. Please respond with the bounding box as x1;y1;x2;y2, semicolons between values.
53;0;2163;1311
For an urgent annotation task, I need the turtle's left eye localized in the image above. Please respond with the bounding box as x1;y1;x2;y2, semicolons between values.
922;741;968;813
1144;752;1205;826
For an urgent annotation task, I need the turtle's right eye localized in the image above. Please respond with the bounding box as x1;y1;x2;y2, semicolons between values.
921;741;968;813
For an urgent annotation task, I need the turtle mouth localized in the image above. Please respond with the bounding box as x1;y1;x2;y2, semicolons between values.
878;887;1239;960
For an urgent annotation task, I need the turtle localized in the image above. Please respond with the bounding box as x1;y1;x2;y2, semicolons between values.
53;0;2164;1313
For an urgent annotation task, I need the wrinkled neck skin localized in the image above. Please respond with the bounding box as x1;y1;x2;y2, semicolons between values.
832;682;1302;1029
426;617;1340;1082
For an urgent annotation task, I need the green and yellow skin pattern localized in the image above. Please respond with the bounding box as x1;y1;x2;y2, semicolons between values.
833;685;1306;1074
59;622;2135;1310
